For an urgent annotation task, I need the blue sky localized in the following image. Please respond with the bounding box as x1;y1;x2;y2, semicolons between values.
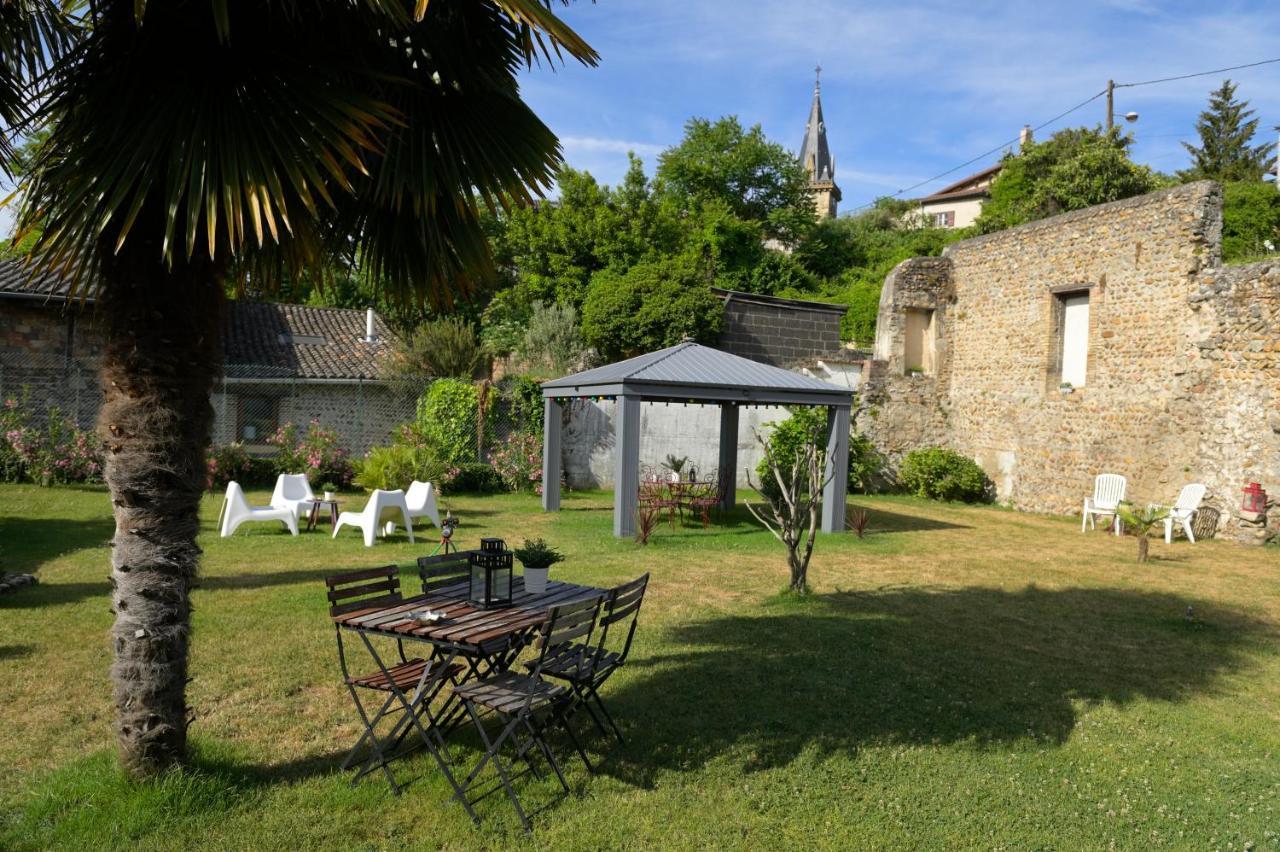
3;1;1278;237
519;0;1280;211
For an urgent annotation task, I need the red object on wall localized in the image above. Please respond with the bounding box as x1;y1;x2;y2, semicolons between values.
1241;482;1268;514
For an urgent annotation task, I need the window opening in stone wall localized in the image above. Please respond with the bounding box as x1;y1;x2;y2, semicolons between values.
1057;292;1089;388
903;308;936;376
238;395;278;442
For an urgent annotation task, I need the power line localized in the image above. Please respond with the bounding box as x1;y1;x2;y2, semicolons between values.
849;55;1280;212
1116;56;1280;89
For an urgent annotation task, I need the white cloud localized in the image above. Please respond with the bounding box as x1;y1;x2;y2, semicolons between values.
560;135;666;157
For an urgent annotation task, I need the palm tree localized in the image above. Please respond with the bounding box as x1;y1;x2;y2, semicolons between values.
1116;501;1167;564
1;0;596;779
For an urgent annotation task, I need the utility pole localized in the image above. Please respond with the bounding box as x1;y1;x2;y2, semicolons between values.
1106;79;1115;131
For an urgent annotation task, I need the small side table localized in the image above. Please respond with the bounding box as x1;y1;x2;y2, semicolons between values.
306;499;340;532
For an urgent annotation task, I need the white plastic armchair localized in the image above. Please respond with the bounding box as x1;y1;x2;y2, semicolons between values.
1164;483;1206;544
333;489;415;547
1082;474;1127;535
219;481;299;538
384;480;441;536
270;473;316;522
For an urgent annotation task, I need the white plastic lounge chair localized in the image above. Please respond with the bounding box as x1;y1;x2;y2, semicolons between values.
219;480;299;538
383;480;441;536
333;489;416;547
1082;474;1126;535
1164;483;1207;544
271;473;316;522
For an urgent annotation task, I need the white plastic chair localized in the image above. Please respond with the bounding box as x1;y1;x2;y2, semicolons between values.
333;489;415;547
270;473;316;522
383;480;441;536
1082;474;1126;535
1163;483;1207;544
218;481;299;538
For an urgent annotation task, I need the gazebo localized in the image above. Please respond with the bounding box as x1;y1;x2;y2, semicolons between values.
540;341;854;537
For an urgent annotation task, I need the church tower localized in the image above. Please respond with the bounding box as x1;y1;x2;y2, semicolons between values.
799;66;840;220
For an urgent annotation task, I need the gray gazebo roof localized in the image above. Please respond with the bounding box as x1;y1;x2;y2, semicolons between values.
541;341;851;407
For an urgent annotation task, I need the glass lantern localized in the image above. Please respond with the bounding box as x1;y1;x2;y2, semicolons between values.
468;537;513;609
1242;482;1268;514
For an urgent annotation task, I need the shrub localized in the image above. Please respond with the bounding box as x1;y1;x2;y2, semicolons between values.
848;433;885;494
489;432;543;493
1;397;102;485
755;408;827;500
1222;180;1280;262
516;301;588;376
417;379;484;466
441;462;503;494
503;375;545;438
266;421;355;489
206;442;253;490
355;424;447;492
391;316;486;379
899;446;992;502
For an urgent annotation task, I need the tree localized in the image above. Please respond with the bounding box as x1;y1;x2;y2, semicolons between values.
976;128;1162;233
657;116;815;242
2;0;595;778
1116;502;1167;563
745;422;832;593
1221;181;1280;262
516;300;589;376
1180;80;1277;183
580;256;724;361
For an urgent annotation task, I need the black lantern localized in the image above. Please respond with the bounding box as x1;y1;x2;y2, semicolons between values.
468;537;513;609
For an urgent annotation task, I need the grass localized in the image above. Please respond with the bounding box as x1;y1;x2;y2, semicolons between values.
1;483;1278;849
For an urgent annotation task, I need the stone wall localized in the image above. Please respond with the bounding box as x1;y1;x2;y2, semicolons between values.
0;302;103;428
213;382;415;455
716;289;847;367
859;181;1279;539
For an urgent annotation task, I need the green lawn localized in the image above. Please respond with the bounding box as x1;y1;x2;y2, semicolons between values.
1;483;1278;849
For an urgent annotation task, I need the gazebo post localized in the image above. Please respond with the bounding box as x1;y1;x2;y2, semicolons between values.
613;394;641;538
541;397;562;512
821;404;850;533
717;403;738;510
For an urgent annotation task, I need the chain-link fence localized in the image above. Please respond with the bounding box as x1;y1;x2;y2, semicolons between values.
2;351;537;462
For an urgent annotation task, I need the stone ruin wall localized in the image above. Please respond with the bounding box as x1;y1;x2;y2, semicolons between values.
857;181;1279;540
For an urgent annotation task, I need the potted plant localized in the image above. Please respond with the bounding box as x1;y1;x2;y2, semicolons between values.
664;454;689;482
321;481;337;502
513;538;564;594
907;365;924;378
1059;381;1074;394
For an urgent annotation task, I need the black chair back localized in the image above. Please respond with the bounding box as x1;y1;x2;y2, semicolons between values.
418;551;474;596
596;573;650;665
324;565;403;618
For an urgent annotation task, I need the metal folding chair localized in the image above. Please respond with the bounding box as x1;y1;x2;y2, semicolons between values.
324;566;465;797
532;573;650;754
454;595;602;832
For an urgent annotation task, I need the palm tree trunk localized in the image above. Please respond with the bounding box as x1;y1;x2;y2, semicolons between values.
99;244;223;779
1137;535;1149;563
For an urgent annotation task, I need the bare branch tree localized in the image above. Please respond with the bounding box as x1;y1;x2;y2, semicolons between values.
745;425;834;593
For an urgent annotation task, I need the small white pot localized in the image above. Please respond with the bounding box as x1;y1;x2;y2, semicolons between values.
523;565;549;594
323;491;334;502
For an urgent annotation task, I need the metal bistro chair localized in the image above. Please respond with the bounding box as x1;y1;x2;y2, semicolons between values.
686;471;728;527
532;573;650;757
454;595;603;832
323;566;464;795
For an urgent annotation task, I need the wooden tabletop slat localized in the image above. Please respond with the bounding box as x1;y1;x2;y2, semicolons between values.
333;578;606;650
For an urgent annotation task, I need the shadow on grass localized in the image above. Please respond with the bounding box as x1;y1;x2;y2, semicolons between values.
0;643;34;660
847;503;970;534
0;515;114;572
601;585;1269;786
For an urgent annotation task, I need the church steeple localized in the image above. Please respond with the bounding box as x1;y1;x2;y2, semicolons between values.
799;66;840;219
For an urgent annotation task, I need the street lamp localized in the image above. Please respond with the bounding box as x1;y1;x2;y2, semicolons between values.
1105;79;1139;131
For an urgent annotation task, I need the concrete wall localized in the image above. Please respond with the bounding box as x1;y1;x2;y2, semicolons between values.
561;399;792;489
859;181;1279;539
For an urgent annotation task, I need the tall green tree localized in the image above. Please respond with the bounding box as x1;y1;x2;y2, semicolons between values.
1180;80;1277;183
976;127;1162;233
2;0;595;778
657;116;815;242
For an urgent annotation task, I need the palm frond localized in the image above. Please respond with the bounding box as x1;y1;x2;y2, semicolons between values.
0;0;77;175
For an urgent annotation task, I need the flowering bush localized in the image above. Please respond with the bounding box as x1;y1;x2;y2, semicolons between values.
267;420;355;488
1;396;102;485
206;442;253;490
355;423;445;492
489;432;543;494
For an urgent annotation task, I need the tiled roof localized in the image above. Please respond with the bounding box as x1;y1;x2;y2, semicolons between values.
223;301;395;381
0;260;395;381
918;163;1003;202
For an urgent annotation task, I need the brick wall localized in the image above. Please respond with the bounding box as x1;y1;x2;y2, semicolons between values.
858;181;1279;538
716;290;846;366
